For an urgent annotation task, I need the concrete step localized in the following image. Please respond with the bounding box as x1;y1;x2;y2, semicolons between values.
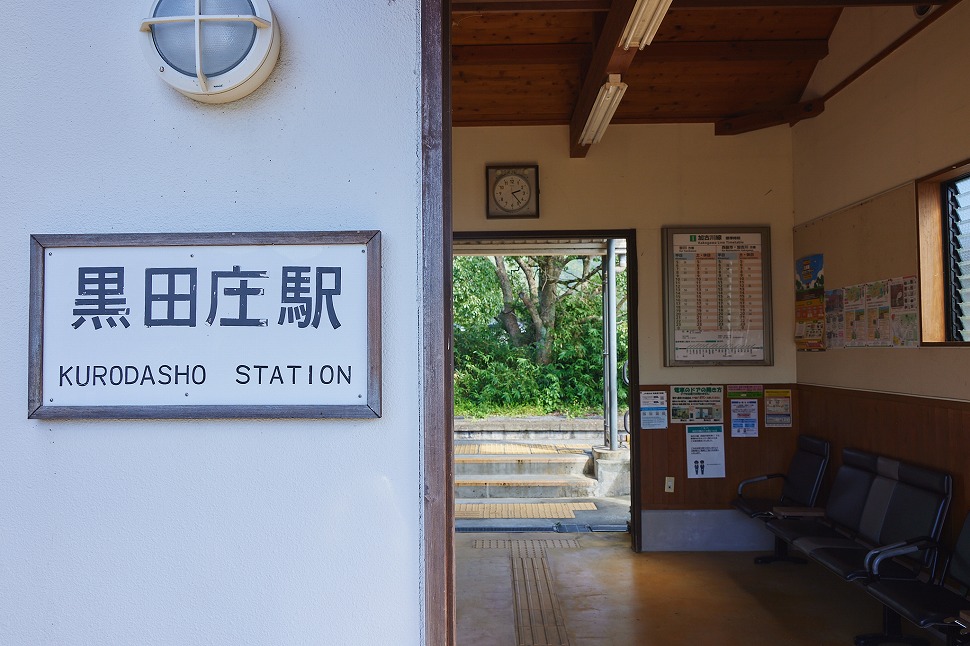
455;474;598;499
454;417;608;442
455;454;591;477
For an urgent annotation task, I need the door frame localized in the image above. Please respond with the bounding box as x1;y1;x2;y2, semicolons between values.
452;229;642;550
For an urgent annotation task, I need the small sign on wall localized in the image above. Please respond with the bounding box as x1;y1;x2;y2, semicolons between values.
28;231;381;419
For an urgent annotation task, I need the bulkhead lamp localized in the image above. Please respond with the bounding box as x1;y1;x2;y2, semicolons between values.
140;0;280;104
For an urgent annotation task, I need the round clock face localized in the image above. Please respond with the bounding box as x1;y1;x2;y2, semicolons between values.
493;174;532;213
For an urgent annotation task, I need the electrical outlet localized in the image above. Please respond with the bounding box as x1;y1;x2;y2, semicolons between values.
664;477;675;493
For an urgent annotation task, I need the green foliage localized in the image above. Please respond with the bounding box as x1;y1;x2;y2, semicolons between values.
453;255;628;417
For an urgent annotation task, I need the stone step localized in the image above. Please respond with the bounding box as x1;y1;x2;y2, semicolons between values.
455;428;606;441
455;474;598;499
455;454;591;477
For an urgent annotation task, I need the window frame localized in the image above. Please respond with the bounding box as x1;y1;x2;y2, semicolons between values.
917;158;970;345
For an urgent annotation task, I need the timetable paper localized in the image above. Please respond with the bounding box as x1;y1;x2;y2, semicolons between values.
670;232;766;362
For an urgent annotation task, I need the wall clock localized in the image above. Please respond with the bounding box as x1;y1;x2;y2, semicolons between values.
486;165;539;218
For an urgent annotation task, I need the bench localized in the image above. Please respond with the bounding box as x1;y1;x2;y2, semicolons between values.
854;512;970;646
732;434;830;518
736;446;957;645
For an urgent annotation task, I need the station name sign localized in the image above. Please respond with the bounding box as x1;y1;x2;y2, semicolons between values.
28;231;381;419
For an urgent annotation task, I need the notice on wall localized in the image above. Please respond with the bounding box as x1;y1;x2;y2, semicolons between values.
765;389;792;427
670;385;724;423
686;424;726;478
844;284;867;348
640;390;669;430
824;289;845;349
668;231;767;363
794;254;825;351
890;275;919;348
730;399;759;437
866;280;892;347
29;232;382;419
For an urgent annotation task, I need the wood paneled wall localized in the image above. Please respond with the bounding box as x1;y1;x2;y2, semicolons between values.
638;383;970;547
798;384;970;547
639;384;800;510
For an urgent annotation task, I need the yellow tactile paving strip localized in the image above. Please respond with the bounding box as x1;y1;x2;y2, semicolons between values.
455;502;596;519
455;443;588;455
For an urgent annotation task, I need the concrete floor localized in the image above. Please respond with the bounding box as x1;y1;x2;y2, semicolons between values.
456;532;935;646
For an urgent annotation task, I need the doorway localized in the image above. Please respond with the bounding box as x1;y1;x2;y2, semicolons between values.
452;231;641;547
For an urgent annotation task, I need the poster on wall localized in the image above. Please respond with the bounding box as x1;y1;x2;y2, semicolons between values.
28;232;382;419
890;275;919;348
730;399;759;437
662;227;773;366
794;254;825;351
686;424;726;478
670;386;724;423
765;389;793;427
640;390;669;430
824;289;845;349
844;284;867;348
866;280;892;347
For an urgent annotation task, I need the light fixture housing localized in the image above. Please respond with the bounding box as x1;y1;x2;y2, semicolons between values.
620;0;674;50
140;0;281;104
579;74;628;146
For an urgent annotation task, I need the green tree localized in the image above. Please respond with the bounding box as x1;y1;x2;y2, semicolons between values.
452;254;627;416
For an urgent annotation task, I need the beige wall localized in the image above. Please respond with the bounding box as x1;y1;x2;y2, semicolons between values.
792;1;970;400
453;123;797;385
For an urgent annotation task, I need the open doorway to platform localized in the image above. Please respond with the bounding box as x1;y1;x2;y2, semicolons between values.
452;232;640;543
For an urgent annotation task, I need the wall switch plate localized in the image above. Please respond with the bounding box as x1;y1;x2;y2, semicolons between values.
664;477;675;493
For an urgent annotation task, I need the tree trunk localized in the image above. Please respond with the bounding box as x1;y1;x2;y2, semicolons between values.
493;256;528;347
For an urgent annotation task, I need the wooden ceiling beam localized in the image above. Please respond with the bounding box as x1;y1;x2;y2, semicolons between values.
452;43;593;66
670;0;943;7
568;0;639;158
452;0;611;13
714;99;824;135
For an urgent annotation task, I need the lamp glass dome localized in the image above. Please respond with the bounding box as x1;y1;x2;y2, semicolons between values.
152;0;257;77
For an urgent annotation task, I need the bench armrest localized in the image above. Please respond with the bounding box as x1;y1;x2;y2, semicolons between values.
737;473;785;497
864;536;937;576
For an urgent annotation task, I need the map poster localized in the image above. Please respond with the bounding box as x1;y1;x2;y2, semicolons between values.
670;386;724;423
686;424;726;478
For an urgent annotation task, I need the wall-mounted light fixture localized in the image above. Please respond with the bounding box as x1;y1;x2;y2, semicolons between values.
579;74;628;146
140;0;281;103
620;0;673;50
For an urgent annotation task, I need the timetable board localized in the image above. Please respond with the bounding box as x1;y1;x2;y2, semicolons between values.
663;227;773;366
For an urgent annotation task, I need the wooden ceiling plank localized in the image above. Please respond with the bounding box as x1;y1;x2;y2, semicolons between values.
568;0;639;157
635;39;828;61
670;0;942;7
453;0;611;12
453;43;593;65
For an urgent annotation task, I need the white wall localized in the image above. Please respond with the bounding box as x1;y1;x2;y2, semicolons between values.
792;1;970;399
453;124;798;385
0;2;427;644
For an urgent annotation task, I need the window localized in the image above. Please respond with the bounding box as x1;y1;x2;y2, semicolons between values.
944;174;970;341
917;159;970;343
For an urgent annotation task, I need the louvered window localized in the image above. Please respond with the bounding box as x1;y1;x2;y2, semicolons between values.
944;174;970;341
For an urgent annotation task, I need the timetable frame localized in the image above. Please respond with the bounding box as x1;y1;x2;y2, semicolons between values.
662;226;773;366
